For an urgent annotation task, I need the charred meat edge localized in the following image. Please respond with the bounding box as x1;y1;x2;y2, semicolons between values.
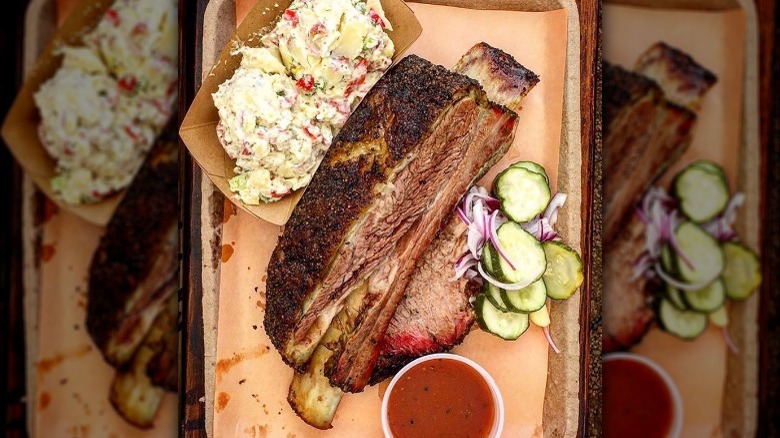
634;41;717;111
265;55;485;368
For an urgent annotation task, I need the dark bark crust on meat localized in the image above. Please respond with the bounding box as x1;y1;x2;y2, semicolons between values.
634;42;717;109
603;62;662;126
264;55;484;359
454;42;539;109
86;139;179;362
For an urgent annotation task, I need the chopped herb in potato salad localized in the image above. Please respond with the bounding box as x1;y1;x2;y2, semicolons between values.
33;0;177;204
212;0;394;205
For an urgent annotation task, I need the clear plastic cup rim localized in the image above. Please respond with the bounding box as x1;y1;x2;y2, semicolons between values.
380;353;504;438
603;352;684;438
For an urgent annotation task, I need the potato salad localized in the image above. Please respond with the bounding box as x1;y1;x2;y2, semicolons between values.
33;0;177;204
212;0;394;205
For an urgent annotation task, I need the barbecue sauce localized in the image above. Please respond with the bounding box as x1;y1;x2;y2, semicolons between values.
603;358;675;438
387;358;495;438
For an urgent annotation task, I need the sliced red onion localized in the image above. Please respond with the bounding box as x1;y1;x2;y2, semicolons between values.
465;269;481;281
642;186;676;213
654;263;713;291
632;252;654;280
456;206;471;226
452;256;478;282
521;216;558;243
540;221;558;242
454;251;475;269
485;198;501;210
703;193;745;242
635;206;650;226
467;222;484;259
472;201;486;237
543;326;561;354
481;207;491;238
544;193;567;226
488;210;517;270
462;186;498;219
477;262;533;291
722;327;739;354
721;193;745;226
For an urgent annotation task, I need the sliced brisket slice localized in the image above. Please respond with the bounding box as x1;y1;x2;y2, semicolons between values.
87;140;179;367
602;215;656;352
370;220;482;384
287;44;538;427
265;55;489;368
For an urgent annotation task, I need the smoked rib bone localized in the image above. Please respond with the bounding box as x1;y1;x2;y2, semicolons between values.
634;42;717;111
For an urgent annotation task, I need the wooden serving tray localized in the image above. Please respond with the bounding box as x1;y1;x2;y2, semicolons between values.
178;0;602;436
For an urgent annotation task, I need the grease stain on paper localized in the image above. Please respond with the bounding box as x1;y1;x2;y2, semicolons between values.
224;200;238;224
38;391;51;411
243;424;269;437
221;244;235;263
216;391;231;412
40;200;59;224
37;344;92;378
216;348;270;383
41;244;56;262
